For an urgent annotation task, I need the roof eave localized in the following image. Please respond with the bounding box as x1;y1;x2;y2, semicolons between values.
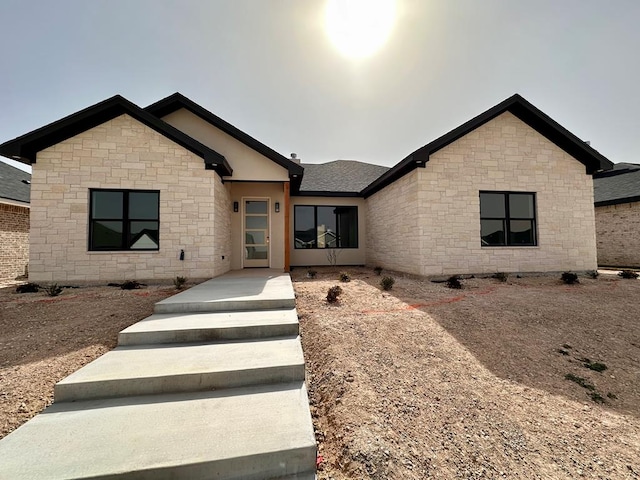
595;195;640;207
0;95;230;177
362;94;613;197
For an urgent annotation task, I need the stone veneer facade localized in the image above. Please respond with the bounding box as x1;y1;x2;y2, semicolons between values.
367;112;597;276
0;203;29;280
30;114;231;282
595;201;640;268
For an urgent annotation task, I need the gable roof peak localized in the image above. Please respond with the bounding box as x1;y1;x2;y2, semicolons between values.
361;93;614;197
145;92;304;186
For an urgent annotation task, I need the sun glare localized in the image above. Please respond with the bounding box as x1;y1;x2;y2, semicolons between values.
325;0;396;59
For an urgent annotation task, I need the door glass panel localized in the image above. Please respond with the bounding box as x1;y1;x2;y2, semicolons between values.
245;246;268;259
245;231;265;245
246;216;268;229
245;201;267;214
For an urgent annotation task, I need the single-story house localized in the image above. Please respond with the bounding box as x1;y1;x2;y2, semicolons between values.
0;93;612;282
593;163;640;268
0;161;30;280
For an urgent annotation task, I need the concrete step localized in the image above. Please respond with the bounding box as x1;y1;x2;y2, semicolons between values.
55;337;305;402
118;309;299;346
0;383;317;480
154;272;296;314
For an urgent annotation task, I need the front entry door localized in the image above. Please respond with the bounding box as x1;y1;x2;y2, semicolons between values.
244;199;269;267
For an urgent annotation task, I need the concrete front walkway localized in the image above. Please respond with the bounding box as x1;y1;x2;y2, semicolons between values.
0;269;317;480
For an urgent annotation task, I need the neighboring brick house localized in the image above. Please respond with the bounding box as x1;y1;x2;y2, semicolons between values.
0;93;612;282
593;163;640;268
0;161;30;280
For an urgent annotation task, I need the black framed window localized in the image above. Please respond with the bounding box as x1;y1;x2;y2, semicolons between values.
89;189;160;251
480;192;536;246
294;205;358;249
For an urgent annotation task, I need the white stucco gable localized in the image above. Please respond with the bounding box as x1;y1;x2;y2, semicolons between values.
161;108;290;182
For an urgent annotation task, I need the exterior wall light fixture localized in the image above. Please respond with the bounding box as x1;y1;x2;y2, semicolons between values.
275;202;280;213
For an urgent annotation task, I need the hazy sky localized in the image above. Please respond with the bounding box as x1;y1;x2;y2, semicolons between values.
1;0;639;175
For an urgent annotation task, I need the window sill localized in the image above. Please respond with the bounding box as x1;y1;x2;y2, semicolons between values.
87;250;160;254
481;245;539;249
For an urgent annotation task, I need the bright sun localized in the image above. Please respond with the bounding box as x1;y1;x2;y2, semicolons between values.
325;0;397;59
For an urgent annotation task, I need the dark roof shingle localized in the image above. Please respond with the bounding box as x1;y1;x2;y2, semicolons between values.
594;163;640;206
298;160;390;195
0;160;31;204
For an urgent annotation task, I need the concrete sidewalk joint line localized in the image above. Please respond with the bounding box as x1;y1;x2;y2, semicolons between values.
0;269;317;480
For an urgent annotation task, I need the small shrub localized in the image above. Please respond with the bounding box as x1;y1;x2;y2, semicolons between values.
307;269;317;279
589;392;606;404
586;270;599;279
326;285;343;303
339;272;350;283
557;349;569;356
562;343;572;350
380;276;395;291
564;373;595;391
618;269;639;279
492;272;509;282
173;276;187;290
121;280;142;290
44;283;63;297
373;266;383;276
16;283;40;294
607;392;617;400
584;361;607;373
561;272;579;284
445;275;463;289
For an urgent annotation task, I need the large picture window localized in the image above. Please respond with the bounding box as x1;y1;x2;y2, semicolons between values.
480;192;536;246
294;205;358;249
89;189;160;251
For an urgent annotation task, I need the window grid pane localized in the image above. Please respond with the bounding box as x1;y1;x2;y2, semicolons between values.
90;189;159;251
480;192;536;247
294;205;358;249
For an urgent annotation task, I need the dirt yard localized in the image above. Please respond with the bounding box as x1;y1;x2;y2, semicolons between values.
0;283;177;439
292;267;640;479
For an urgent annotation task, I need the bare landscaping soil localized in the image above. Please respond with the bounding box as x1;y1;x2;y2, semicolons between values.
293;267;640;479
0;283;176;439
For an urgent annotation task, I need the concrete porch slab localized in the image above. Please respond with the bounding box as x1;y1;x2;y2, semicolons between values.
55;337;305;402
118;309;299;346
154;269;296;314
0;383;316;480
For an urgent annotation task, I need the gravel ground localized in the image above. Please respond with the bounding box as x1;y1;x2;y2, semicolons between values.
0;283;177;439
2;270;638;479
293;267;640;479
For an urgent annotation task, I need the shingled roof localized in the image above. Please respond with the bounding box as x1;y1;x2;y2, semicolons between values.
298;160;390;196
0;160;31;204
593;163;640;206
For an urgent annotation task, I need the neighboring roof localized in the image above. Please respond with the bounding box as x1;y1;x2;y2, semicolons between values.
298;160;390;196
362;94;614;198
145;93;304;190
0;161;30;204
593;162;640;206
0;95;232;177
